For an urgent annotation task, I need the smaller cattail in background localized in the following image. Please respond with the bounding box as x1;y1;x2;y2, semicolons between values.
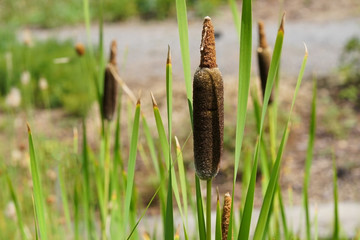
75;43;85;56
257;21;273;103
23;29;33;47
5;88;21;108
222;192;232;240
102;40;118;121
193;16;224;180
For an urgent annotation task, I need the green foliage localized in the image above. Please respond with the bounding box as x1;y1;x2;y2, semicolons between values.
0;35;95;116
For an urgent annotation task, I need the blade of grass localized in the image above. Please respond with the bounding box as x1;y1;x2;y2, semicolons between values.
165;166;174;240
81;120;94;238
228;0;241;36
6;173;28;240
196;175;206;240
238;15;285;240
127;186;161;240
27;124;48;240
253;44;308;240
332;150;339;240
175;137;188;227
216;191;222;240
175;0;193;124
228;0;252;238
123;100;141;235
58;166;72;233
303;77;317;240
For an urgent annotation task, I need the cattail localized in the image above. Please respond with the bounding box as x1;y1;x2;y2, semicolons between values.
222;192;232;240
102;40;118;121
75;43;85;56
193;17;224;180
257;21;273;103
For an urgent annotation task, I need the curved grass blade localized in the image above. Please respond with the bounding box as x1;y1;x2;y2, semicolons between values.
127;186;160;240
253;44;308;240
123;100;141;235
27;124;48;240
227;0;252;238
303;77;317;240
238;15;285;240
228;0;241;36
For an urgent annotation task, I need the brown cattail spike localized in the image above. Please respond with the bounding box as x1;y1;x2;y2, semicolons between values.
257;21;272;103
200;17;217;68
102;40;118;121
258;21;268;49
193;16;224;180
222;192;232;240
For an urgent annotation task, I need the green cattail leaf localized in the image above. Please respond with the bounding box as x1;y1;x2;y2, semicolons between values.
253;45;308;240
228;0;252;237
333;152;339;240
27;124;48;240
228;0;241;36
6;173;28;240
239;15;286;240
81;121;94;238
165;167;174;240
58;166;71;232
303;78;317;240
175;0;193;124
196;176;206;240
175;137;189;228
123;101;141;234
151;94;184;223
216;195;222;240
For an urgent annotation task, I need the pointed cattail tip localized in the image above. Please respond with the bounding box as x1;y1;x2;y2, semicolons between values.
303;42;308;57
26;122;31;134
136;98;141;106
200;16;217;68
279;13;286;33
110;40;117;65
175;136;181;149
258;20;268;48
167;45;171;65
150;92;157;107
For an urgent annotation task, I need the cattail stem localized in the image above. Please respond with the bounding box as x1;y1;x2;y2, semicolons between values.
206;179;212;240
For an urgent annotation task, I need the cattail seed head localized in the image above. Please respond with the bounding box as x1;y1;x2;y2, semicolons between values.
102;40;118;121
193;17;224;180
75;43;85;56
257;21;272;103
222;192;232;240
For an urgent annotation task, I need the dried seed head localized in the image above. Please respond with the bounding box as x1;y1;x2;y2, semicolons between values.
222;192;232;240
200;16;217;68
102;40;118;121
75;43;85;56
258;21;268;49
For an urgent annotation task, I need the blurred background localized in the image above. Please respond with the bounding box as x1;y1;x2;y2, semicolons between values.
0;0;360;238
